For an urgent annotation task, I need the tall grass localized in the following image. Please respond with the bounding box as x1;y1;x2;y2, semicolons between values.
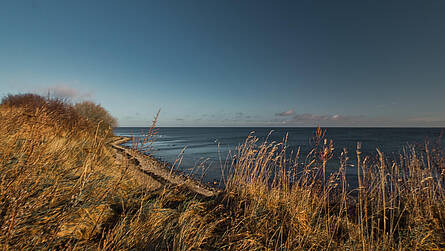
127;128;444;250
221;128;445;249
0;94;140;249
0;94;444;250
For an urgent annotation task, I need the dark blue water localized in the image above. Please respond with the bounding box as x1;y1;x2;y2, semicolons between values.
114;127;445;185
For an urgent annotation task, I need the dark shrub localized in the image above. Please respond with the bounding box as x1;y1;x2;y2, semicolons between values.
1;93;47;108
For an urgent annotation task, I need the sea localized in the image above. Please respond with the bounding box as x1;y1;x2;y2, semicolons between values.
114;127;445;186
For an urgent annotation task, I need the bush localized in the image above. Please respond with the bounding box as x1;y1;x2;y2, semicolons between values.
1;93;48;108
1;94;116;137
1;93;87;132
74;101;117;131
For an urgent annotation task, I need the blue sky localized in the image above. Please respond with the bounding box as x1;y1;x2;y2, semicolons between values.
1;0;445;127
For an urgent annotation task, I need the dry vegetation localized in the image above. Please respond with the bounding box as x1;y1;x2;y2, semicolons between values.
0;94;444;250
74;101;117;134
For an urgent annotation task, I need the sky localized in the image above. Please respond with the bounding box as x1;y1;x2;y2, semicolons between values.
1;0;445;127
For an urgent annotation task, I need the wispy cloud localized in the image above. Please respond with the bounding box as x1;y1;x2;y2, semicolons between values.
271;113;373;126
275;109;294;116
39;84;94;100
291;113;363;122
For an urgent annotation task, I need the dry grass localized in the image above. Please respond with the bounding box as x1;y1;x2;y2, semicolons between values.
220;128;445;249
0;94;444;250
122;128;444;250
0;95;145;249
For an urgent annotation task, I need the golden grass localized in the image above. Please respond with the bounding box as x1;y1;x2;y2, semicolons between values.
0;96;444;250
0;100;148;249
220;128;445;249
124;128;444;250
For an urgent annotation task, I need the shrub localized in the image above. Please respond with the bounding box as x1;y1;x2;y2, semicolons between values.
74;101;117;131
1;94;116;137
1;93;48;108
1;93;88;132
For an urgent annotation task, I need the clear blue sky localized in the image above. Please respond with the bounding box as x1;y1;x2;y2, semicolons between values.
1;0;445;127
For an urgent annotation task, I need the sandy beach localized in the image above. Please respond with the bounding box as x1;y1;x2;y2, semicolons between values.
111;136;220;197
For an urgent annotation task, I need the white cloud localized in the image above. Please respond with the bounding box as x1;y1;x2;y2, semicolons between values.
291;113;365;122
275;109;294;116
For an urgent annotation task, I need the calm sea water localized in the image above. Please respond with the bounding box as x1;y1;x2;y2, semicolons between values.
114;127;445;185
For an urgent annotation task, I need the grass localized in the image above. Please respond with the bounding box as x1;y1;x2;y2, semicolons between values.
0;94;444;250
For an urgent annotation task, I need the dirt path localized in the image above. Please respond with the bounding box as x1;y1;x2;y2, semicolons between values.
110;137;220;197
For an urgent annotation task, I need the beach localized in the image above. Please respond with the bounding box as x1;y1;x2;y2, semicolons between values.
111;136;220;197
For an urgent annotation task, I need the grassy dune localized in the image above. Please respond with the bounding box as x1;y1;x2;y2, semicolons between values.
0;94;444;250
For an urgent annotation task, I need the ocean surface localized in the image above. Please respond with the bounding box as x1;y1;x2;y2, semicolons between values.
114;127;445;186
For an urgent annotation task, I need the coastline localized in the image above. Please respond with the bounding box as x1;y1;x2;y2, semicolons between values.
3;94;444;249
110;136;220;197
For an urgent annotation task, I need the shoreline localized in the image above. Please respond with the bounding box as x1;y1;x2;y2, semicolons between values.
110;136;221;197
